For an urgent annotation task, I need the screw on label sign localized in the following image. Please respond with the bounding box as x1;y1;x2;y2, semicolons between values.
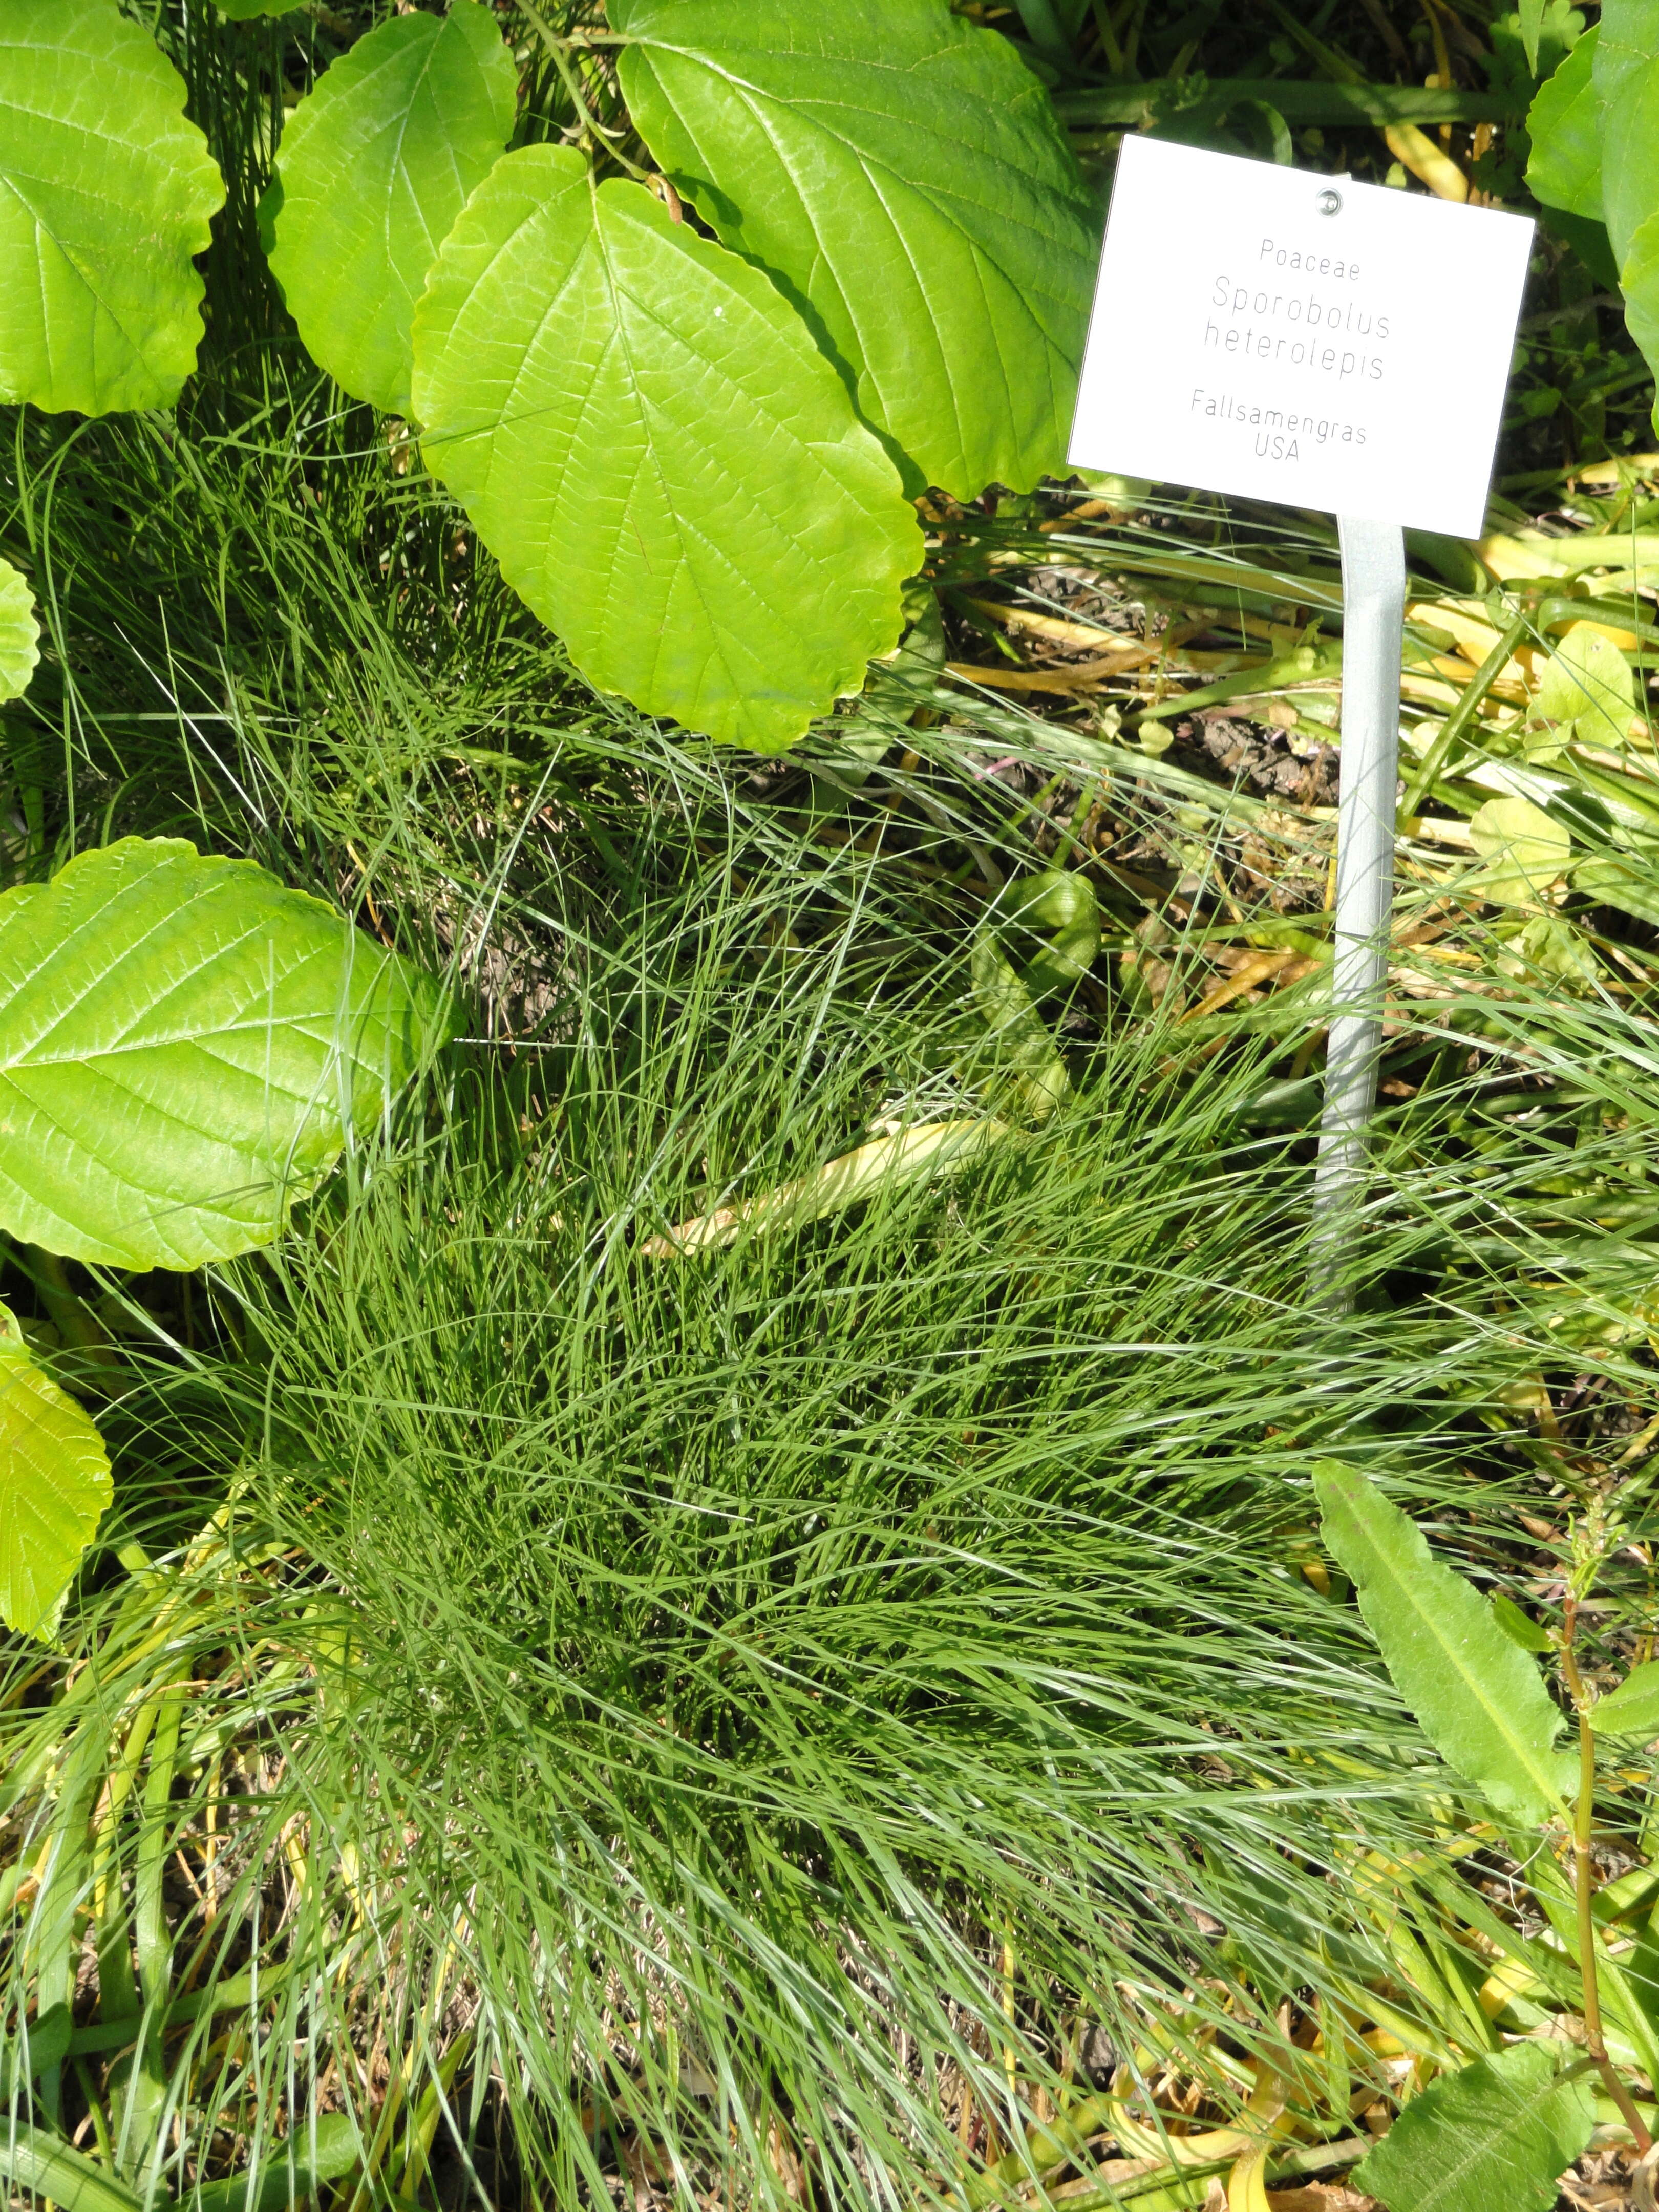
1068;137;1533;539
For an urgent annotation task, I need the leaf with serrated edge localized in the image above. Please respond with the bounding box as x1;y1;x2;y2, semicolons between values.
0;0;225;414
1313;1462;1575;1823
1594;0;1659;266
412;147;918;751
0;1303;111;1641
0;838;440;1270
614;0;1098;499
0;559;39;703
267;1;516;414
1589;1658;1659;1737
1526;28;1603;221
1619;208;1659;439
1354;2043;1593;2212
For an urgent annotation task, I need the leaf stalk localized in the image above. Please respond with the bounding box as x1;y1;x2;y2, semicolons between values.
516;2;653;181
1561;1594;1653;2153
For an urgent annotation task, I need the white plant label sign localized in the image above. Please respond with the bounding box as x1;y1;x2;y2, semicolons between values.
1069;137;1534;537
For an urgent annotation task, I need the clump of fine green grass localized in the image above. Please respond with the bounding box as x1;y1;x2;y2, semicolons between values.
7;356;1659;2207
4;36;1657;2197
10;809;1647;2209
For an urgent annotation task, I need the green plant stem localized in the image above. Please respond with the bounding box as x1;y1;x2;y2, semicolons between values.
1562;1598;1654;2153
1397;613;1529;822
515;2;652;180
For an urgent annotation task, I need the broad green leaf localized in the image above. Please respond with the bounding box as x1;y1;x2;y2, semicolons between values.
1589;1657;1659;1737
195;2114;361;2212
1594;0;1659;265
1620;209;1659;439
218;1;304;15
1467;796;1572;908
1002;868;1100;993
614;0;1099;498
412;147;918;751
0;0;225;415
1312;1461;1575;1823
1536;621;1636;745
0;1302;111;1641
0;838;442;1270
267;0;516;414
0;556;39;701
1525;27;1603;220
1354;2044;1593;2212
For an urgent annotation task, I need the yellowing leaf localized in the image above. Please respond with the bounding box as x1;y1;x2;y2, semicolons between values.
1226;2142;1269;2212
643;1118;1015;1256
0;1304;111;1640
1384;122;1469;201
1467;797;1571;908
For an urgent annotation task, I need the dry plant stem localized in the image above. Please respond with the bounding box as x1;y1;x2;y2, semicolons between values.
1561;1597;1654;2152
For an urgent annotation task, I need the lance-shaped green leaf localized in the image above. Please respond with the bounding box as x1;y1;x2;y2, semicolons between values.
1594;0;1659;265
0;1303;112;1641
1354;2043;1593;2212
0;558;39;702
614;0;1098;499
1588;1658;1659;1738
0;0;225;415
1312;1461;1575;1822
412;147;918;751
0;838;442;1271
0;2123;149;2212
1492;1592;1552;1653
1525;28;1603;221
266;0;516;414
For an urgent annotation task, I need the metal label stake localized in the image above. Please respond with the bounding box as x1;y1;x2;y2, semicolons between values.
1310;517;1406;1306
1062;137;1532;1303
